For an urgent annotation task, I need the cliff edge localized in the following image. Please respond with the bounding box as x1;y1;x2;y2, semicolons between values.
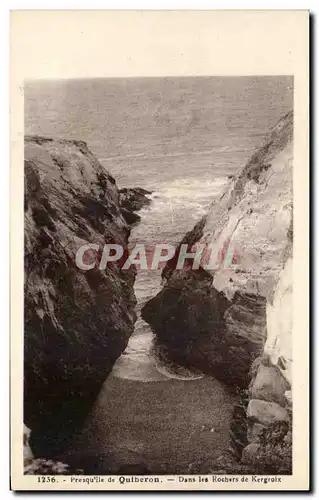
24;136;137;458
142;111;293;472
142;111;293;389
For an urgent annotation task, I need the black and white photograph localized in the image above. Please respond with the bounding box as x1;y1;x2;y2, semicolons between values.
23;75;294;476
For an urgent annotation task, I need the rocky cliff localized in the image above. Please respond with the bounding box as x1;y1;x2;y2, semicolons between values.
24;136;138;458
142;111;293;473
142;110;293;389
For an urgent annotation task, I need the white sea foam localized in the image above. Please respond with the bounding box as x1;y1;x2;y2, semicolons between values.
152;356;204;381
113;176;228;382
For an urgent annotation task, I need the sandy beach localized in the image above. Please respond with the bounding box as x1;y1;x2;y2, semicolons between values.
68;374;236;474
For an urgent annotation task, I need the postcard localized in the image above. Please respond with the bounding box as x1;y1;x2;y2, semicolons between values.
10;9;309;491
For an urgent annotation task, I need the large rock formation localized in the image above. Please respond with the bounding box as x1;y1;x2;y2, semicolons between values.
142;111;293;390
24;136;137;458
119;187;152;225
119;187;152;213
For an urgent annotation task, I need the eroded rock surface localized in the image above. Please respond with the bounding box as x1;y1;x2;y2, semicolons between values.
249;364;290;406
119;187;152;225
119;187;152;213
24;136;137;458
142;111;293;389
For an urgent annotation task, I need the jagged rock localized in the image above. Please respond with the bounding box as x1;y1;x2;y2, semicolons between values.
119;187;152;212
260;421;289;445
242;440;292;474
246;399;289;427
249;364;290;406
24;136;137;458
119;187;152;226
120;207;141;225
283;430;292;445
142;111;293;388
24;458;73;475
247;423;266;443
242;443;261;465
249;353;271;380
24;424;78;474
